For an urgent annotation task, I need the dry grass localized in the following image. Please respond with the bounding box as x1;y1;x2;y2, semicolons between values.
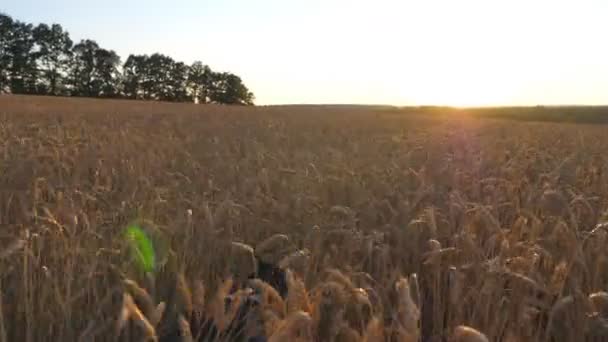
2;94;608;341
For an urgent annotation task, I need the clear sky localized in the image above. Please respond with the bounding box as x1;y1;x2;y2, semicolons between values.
3;0;607;106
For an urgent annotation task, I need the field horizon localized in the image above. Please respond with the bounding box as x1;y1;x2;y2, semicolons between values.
3;94;608;125
3;93;608;109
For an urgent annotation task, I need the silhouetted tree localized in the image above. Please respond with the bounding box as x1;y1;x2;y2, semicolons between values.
4;19;39;94
147;53;175;100
69;39;120;97
32;23;73;95
209;72;254;105
122;54;147;99
2;13;255;104
188;61;214;104
0;14;14;92
93;48;121;97
167;60;190;102
69;39;97;96
125;53;191;101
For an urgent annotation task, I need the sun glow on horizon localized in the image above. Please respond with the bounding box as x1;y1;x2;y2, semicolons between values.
5;0;608;106
241;0;608;106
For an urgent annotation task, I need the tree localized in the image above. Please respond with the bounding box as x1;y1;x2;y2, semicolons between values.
69;39;97;96
209;72;254;105
0;14;14;92
124;54;190;102
93;48;121;97
69;39;120;97
32;23;73;95
146;53;175;100
5;20;39;94
188;61;214;104
167;61;190;102
122;54;147;99
2;13;255;104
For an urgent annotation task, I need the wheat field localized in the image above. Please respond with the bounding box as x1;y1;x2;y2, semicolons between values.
2;95;608;341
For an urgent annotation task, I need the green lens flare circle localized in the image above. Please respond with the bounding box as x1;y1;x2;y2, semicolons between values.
124;224;156;274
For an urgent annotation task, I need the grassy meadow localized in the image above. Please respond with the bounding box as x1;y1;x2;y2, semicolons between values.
2;95;608;341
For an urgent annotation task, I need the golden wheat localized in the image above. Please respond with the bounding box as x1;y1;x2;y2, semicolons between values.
3;95;608;341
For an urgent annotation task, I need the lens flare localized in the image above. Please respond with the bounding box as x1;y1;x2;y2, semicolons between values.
124;224;156;274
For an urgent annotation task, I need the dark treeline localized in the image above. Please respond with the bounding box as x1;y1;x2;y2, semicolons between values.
0;13;254;105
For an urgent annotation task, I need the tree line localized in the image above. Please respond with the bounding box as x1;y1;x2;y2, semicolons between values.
0;13;254;105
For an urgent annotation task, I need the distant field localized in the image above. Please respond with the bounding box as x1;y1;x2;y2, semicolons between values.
2;95;608;341
404;105;608;124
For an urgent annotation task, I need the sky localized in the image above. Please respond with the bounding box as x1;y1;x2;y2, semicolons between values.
3;0;608;106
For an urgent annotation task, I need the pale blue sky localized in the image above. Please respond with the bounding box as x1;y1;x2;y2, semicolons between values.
3;0;608;106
